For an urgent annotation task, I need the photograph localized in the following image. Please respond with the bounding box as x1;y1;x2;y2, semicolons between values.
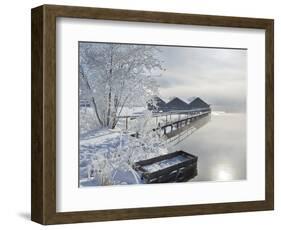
79;42;247;187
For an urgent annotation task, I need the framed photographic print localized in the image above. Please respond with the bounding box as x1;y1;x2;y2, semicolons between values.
31;4;274;225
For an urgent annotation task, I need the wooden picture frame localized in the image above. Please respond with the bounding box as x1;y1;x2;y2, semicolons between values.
31;4;274;225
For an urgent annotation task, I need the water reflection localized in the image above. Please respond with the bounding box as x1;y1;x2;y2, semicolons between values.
169;113;246;182
165;114;211;146
211;163;234;181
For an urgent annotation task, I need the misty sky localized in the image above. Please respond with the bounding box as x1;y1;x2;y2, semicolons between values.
156;46;247;113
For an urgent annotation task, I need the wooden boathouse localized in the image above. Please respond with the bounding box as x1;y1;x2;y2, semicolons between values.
148;96;211;113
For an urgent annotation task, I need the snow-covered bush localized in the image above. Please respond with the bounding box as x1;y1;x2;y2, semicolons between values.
84;113;167;186
87;154;115;186
120;110;167;166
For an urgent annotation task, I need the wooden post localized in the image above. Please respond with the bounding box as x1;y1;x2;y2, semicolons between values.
166;115;167;124
125;117;128;130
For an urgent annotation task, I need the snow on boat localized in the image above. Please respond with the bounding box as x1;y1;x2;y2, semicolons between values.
133;151;198;183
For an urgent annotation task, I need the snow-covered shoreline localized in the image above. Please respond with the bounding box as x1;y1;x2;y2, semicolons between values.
79;111;211;187
80;125;168;187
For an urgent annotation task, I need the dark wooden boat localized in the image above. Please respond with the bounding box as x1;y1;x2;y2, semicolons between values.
133;151;198;183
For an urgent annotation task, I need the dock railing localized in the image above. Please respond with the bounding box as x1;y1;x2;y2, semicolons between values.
117;108;211;132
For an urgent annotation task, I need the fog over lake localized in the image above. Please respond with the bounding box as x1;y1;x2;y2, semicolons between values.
155;46;247;181
170;113;247;181
157;46;247;113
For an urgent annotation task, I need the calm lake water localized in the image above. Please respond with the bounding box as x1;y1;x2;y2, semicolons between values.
169;113;247;182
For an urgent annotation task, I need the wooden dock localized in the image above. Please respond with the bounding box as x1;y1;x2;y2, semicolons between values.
118;108;211;134
160;111;210;136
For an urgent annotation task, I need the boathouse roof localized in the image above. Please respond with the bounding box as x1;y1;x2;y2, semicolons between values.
165;97;190;110
147;96;210;111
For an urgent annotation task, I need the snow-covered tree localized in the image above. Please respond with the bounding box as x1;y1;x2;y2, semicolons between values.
79;42;163;129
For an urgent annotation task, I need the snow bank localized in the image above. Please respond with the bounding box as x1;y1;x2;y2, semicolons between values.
211;111;226;116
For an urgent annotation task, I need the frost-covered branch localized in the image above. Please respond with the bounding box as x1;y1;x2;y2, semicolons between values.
79;43;164;129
